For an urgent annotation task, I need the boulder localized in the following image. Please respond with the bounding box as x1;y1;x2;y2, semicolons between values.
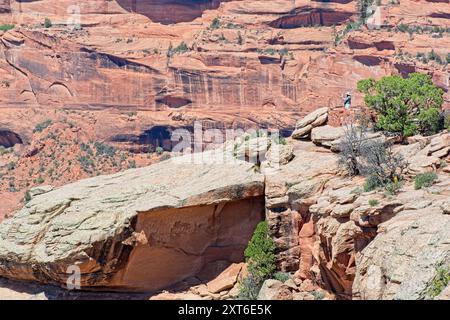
0;155;265;292
257;279;293;300
291;107;328;139
291;125;313;139
311;126;345;147
331;204;354;219
292;292;315;300
264;142;294;167
235;136;270;163
428;132;450;156
330;132;385;152
206;263;243;294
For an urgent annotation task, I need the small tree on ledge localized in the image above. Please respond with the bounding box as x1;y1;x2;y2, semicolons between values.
357;72;444;138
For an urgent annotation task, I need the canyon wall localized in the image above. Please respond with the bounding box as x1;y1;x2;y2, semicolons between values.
0;0;448;149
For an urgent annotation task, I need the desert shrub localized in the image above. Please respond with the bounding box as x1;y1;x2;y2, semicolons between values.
363;174;383;192
417;107;441;136
273;272;291;283
445;115;450;130
428;50;443;64
210;17;221;30
338;121;367;176
155;146;164;155
357;73;444;137
80;143;93;156
359;140;407;193
0;146;12;155
6;161;16;171
384;178;402;195
237;31;243;45
128;160;136;169
414;172;438;189
357;0;375;21
34;176;44;184
426;266;450;299
172;41;189;55
244;221;276;280
78;155;94;172
368;199;379;206
334;22;362;45
44;18;52;28
237;274;262;300
311;291;326;300
33;119;52;133
239;221;276;299
94;141;116;157
279;47;289;56
24;190;32;203
0;24;15;31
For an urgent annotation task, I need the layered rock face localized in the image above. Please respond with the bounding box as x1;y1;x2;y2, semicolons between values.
0;154;264;291
0;117;448;299
263;109;450;299
1;0;449;218
353;208;450;300
1;0;449;146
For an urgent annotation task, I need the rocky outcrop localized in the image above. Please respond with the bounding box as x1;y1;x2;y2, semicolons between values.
353;208;450;300
0;154;265;292
265;110;450;299
1;0;450;219
291;107;328;139
311;125;345;147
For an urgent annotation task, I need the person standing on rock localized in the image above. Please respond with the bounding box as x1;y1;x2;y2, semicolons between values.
343;92;352;110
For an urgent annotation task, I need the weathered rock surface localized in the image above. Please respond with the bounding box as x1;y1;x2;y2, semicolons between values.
353;208;450;300
291;107;328;139
265;131;450;299
206;263;243;294
311;126;345;147
1;0;450;218
264;142;295;168
257;279;293;300
0;155;265;292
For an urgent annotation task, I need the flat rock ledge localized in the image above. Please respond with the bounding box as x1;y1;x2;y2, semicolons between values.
0;155;265;292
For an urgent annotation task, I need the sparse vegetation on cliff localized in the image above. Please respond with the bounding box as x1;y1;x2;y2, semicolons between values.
357;0;375;22
33;119;53;133
414;172;438;190
44;18;52;28
338;121;407;194
426;266;450;299
0;24;15;32
238;221;276;300
209;17;221;30
168;42;189;56
360;141;406;194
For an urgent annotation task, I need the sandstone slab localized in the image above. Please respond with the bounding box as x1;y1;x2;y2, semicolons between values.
0;155;265;292
353;208;450;300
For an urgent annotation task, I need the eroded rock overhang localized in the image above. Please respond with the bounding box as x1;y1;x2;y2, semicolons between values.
0;154;265;292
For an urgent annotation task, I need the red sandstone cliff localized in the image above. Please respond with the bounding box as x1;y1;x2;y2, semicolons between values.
0;0;449;217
